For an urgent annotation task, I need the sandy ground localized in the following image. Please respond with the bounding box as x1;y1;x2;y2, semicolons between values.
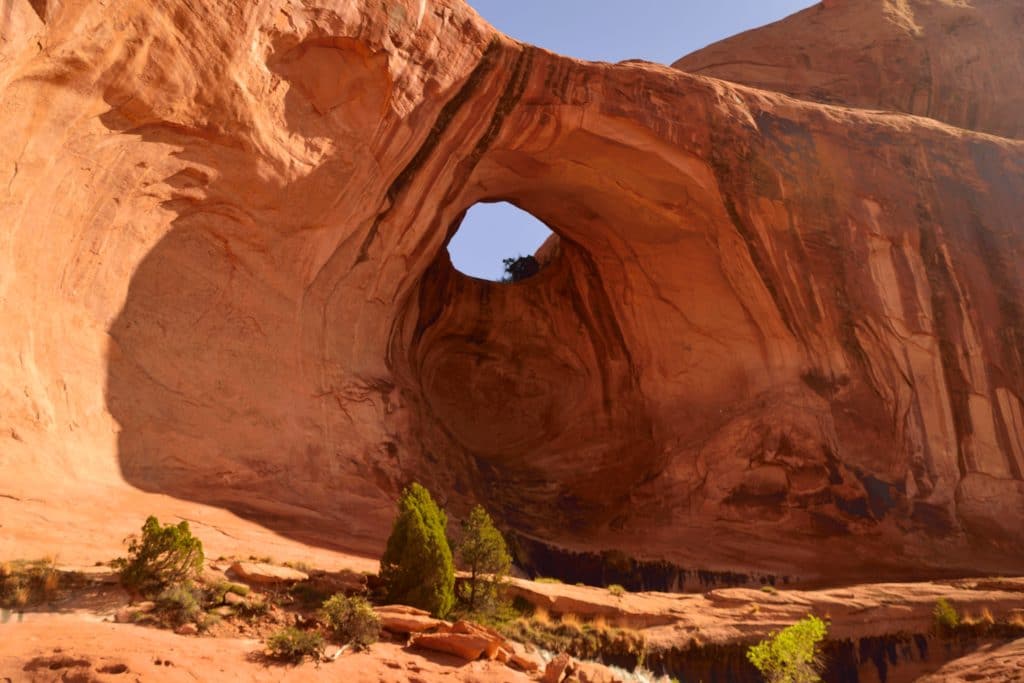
0;612;531;682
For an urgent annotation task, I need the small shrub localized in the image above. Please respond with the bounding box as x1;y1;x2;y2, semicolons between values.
746;615;828;683
320;594;380;650
155;583;201;627
289;580;333;609
608;584;626;598
761;585;778;594
236;600;269;620
534;577;563;584
114;516;204;596
501;255;540;282
266;626;324;663
934;598;959;633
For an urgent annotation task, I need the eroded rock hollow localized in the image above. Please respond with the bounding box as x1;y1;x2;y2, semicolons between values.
1;0;1022;581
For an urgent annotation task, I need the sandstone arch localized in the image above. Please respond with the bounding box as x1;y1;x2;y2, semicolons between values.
2;0;1023;581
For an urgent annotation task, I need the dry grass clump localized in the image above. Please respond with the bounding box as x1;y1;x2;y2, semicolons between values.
961;606;996;627
495;610;645;666
560;612;582;628
0;558;79;609
532;605;551;625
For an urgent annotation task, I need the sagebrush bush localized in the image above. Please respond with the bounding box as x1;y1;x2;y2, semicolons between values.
379;483;454;617
155;583;202;626
608;584;626;597
747;615;828;683
266;626;324;662
320;594;380;650
114;516;204;596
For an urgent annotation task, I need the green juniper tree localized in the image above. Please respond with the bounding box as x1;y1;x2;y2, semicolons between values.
379;483;455;617
747;615;828;683
456;505;511;615
114;516;204;596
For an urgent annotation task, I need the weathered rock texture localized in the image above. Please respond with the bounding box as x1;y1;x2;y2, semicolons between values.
675;0;1024;140
1;0;1022;581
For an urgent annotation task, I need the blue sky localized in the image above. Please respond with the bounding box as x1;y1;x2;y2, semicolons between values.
447;0;817;281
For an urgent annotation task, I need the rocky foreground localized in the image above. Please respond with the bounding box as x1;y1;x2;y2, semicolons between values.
3;555;1024;682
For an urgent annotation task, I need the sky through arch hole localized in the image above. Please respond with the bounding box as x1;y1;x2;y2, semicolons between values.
447;202;554;282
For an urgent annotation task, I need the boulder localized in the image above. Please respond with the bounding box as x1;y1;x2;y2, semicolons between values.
543;653;574;683
444;620;508;659
409;632;494;661
575;661;625;683
224;592;246;606
409;620;508;661
507;642;543;672
227;562;308;585
375;605;446;634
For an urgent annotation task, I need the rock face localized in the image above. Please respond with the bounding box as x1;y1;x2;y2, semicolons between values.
1;0;1022;581
918;638;1024;683
675;0;1024;140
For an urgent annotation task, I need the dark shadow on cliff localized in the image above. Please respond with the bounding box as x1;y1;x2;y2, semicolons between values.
98;85;407;558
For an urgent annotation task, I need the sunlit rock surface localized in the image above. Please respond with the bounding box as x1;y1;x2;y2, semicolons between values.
1;0;1022;582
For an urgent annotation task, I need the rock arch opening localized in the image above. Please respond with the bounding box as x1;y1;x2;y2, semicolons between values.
446;201;554;282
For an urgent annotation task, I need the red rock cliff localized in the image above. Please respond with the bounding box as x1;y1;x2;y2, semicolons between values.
1;0;1022;581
